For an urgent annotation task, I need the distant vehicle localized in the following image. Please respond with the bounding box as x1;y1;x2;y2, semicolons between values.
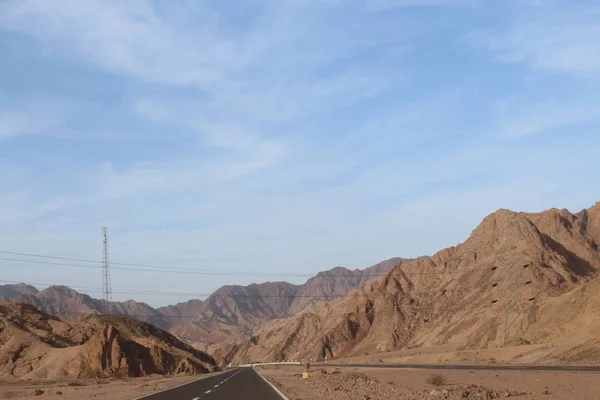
227;363;233;368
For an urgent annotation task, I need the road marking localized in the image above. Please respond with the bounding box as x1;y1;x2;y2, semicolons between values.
194;368;244;398
132;371;229;400
253;368;290;400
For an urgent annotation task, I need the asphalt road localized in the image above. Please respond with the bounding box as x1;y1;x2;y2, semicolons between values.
322;363;600;372
136;368;285;400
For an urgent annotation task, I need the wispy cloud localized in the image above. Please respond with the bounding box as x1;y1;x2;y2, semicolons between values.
0;0;250;89
369;0;477;9
0;109;62;140
1;0;600;306
470;1;600;74
94;141;285;202
494;97;600;138
0;0;411;106
132;97;262;150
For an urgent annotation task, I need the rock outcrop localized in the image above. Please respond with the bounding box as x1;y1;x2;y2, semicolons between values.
231;204;600;364
0;302;218;380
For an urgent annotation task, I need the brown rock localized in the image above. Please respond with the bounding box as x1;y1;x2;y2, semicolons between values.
229;203;600;364
0;302;218;380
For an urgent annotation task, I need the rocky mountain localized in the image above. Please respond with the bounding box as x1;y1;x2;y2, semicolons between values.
0;302;218;379
170;258;412;349
290;258;407;314
0;258;411;356
0;285;172;330
230;203;600;364
156;299;204;328
0;283;38;300
579;201;600;245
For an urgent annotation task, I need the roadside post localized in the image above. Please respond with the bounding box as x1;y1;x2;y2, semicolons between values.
303;362;310;379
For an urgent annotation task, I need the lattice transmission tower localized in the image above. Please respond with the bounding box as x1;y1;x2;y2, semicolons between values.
101;226;112;313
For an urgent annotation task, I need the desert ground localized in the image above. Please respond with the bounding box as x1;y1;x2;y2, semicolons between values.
0;372;225;400
259;365;600;400
322;342;585;366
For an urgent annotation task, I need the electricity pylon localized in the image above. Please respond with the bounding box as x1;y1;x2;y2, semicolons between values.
101;226;112;314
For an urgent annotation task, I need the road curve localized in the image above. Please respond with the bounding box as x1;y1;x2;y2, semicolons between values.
321;363;600;372
135;367;286;400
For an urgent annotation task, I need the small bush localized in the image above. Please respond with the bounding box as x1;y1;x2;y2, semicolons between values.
347;371;371;382
55;391;63;395
34;389;44;396
426;373;447;386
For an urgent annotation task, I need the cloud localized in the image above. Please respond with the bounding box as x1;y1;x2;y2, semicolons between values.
134;97;267;150
494;97;600;138
0;0;410;99
0;0;252;89
0;109;61;140
93;140;285;201
3;0;600;307
470;1;600;74
0;111;30;139
369;0;476;9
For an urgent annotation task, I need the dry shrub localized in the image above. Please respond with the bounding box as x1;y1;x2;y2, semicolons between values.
347;371;371;382
34;389;44;396
55;391;63;395
426;373;447;386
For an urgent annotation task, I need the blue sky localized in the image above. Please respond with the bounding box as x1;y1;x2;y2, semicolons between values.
1;0;599;307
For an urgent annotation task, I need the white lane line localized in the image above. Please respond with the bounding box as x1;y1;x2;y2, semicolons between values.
133;371;228;400
195;368;244;399
253;367;290;400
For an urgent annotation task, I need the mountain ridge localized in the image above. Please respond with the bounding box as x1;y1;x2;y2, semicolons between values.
0;301;218;379
0;258;413;356
228;202;600;364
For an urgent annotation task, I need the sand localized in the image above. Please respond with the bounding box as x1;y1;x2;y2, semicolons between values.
0;372;227;399
323;343;576;366
259;365;600;400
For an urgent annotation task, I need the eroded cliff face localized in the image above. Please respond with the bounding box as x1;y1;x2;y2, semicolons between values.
230;205;600;364
0;302;218;380
170;259;410;349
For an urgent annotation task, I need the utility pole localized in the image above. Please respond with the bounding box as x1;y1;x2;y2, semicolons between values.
101;226;112;314
491;263;533;347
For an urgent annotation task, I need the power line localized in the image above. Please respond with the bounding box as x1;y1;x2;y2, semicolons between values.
0;250;437;278
0;277;566;322
0;278;427;298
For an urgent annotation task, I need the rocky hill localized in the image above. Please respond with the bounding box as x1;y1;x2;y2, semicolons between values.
0;259;411;356
0;283;38;300
230;203;600;364
0;285;172;330
156;299;205;328
0;302;218;380
170;258;412;350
